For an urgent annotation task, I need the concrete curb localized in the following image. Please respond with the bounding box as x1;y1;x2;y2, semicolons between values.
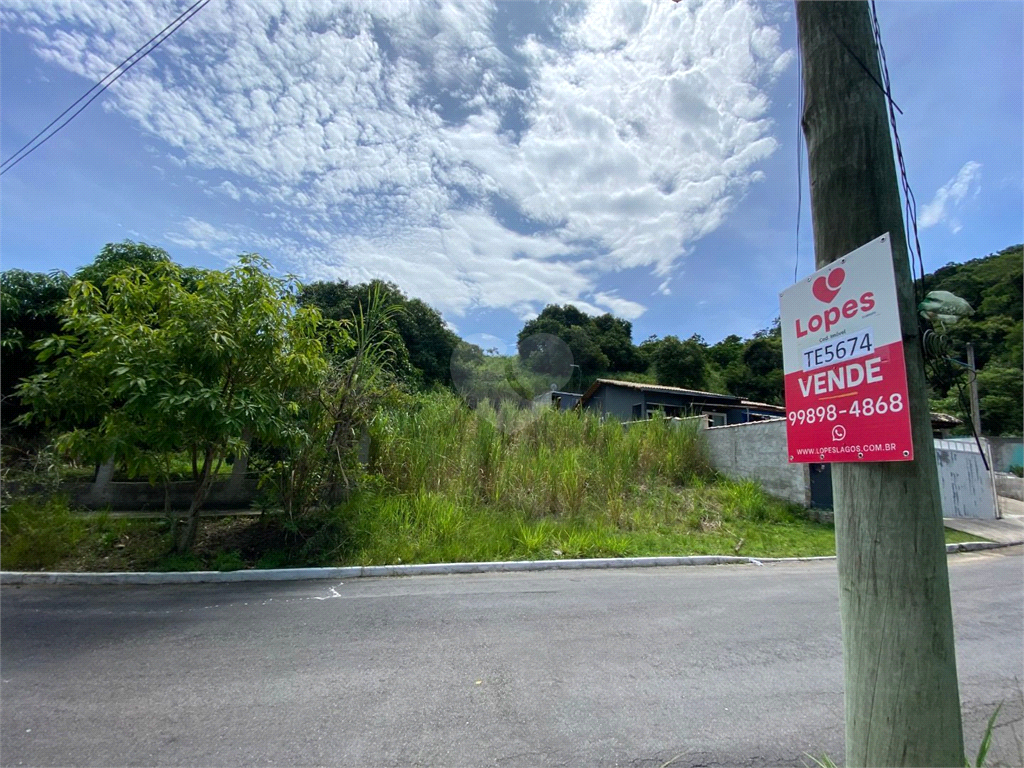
1;541;1020;585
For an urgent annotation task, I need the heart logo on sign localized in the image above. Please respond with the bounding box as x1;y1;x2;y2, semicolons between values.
812;267;846;303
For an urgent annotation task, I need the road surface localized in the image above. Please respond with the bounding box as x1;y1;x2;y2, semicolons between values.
2;548;1022;767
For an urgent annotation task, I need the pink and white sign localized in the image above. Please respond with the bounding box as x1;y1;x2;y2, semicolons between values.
779;234;913;463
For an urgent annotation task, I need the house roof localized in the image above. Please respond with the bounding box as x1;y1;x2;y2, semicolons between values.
739;399;786;412
577;379;964;428
578;378;742;408
930;411;963;427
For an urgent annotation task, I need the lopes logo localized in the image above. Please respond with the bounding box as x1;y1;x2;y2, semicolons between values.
812;267;845;303
795;265;875;338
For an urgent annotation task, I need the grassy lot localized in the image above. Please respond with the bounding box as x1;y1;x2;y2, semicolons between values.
0;392;984;572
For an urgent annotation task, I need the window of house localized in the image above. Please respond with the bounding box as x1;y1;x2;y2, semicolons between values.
705;411;728;427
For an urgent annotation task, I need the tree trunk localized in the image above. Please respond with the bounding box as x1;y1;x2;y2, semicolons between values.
796;3;965;765
177;447;216;552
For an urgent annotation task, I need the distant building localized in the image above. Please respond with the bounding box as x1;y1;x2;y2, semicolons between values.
575;379;785;426
534;390;582;411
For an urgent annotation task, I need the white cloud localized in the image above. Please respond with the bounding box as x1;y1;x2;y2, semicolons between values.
591;291;647;320
920;161;982;234
3;0;792;320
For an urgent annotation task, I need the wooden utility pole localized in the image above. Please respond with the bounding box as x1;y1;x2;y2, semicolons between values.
795;3;965;766
967;342;982;434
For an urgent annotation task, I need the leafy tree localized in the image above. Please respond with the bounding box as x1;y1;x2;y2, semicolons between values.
1;269;72;438
592;314;646;372
650;335;708;390
300;279;458;388
518;303;645;379
264;286;403;518
73;240;174;288
17;255;329;551
564;325;610;374
707;334;744;370
715;321;784;405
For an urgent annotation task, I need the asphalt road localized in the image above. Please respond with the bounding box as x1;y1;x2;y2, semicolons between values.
2;549;1022;768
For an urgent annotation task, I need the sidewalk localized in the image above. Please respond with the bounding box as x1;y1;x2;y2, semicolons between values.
944;507;1024;545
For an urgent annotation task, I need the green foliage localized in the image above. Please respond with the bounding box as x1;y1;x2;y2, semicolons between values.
212;550;246;571
925;245;1023;435
371;389;707;519
0;494;82;569
450;344;556;409
729;331;785;405
157;552;205;572
517;304;645;385
647;334;708;390
72;240;173;288
299;279;459;388
801;754;838;768
1;269;72;437
17;254;330;551
259;284;403;519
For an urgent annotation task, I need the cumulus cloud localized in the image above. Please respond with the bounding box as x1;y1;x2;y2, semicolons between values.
920;161;982;234
3;0;792;319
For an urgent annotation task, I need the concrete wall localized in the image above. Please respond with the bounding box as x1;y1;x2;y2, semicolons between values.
994;472;1024;501
945;436;1023;473
699;421;1005;517
702;418;810;507
622;415;707;431
934;439;998;519
988;437;1024;473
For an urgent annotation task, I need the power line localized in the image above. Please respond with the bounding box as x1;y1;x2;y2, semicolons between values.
794;17;805;282
1;0;208;172
1;0;212;176
869;0;927;305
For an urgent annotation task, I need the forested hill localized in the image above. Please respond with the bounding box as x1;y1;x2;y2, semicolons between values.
921;244;1022;436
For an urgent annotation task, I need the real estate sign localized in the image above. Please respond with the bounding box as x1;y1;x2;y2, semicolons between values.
779;234;913;463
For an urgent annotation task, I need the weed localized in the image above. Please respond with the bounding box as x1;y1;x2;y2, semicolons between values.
803;700;1009;768
157;552;204;572
255;549;293;569
0;495;83;569
212;550;246;572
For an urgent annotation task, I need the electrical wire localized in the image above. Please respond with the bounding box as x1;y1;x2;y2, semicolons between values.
869;0;927;306
1;0;212;176
794;18;805;282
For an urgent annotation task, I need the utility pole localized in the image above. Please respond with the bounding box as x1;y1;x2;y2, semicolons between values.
967;342;982;435
795;3;965;766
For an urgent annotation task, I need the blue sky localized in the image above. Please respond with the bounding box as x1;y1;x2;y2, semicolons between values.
2;0;1021;355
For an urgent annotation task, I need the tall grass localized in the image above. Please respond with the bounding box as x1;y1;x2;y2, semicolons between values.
368;390;713;524
312;390;839;565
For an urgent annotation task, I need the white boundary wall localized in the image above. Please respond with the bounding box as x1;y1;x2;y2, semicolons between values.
934;439;998;519
703;420;998;518
702;418;811;507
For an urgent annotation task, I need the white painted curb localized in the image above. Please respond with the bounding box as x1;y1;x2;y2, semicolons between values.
0;541;1019;586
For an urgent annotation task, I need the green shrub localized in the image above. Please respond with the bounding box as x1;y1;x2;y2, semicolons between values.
255;549;293;569
0;495;83;569
157;552;204;572
212;550;245;572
